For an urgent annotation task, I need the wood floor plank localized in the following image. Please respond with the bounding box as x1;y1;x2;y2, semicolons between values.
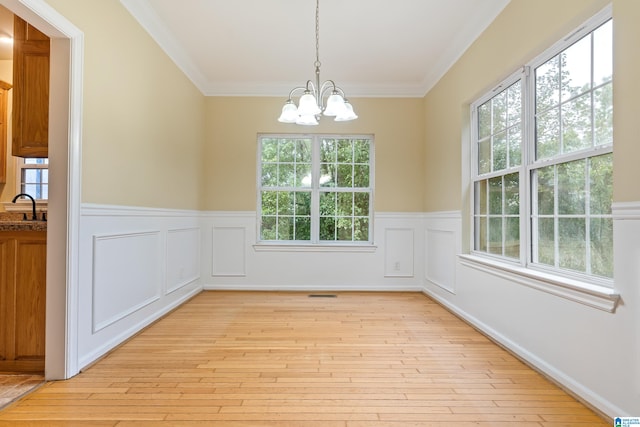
0;291;609;425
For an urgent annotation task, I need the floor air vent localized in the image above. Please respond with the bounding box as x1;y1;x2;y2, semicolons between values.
308;294;337;298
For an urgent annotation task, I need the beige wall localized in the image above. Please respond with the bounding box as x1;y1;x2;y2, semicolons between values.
423;0;614;212
46;0;206;210
203;96;425;212
14;0;635;213
612;0;640;202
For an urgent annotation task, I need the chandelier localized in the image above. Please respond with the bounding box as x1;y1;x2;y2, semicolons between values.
277;0;358;125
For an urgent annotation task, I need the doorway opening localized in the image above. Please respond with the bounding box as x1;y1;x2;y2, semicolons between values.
0;0;83;381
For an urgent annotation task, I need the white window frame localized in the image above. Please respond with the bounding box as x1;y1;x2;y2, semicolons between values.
464;6;619;312
255;133;375;251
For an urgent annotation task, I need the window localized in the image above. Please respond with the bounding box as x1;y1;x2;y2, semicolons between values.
18;158;49;200
472;14;613;282
258;134;374;244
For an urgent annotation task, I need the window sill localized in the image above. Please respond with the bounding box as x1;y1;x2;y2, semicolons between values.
458;254;620;313
2;200;48;213
253;243;377;253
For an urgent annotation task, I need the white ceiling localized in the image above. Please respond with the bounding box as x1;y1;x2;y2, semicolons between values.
121;0;510;98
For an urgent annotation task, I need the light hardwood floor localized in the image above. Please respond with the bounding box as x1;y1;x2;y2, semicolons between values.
0;291;608;426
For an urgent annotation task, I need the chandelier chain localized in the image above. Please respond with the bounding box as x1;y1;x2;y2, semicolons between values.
314;0;321;68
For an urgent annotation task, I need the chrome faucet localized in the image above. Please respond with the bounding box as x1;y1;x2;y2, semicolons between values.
12;193;37;221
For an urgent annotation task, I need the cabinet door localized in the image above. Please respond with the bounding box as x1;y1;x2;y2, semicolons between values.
12;15;49;158
0;232;46;373
0;237;16;363
14;236;47;361
0;82;10;183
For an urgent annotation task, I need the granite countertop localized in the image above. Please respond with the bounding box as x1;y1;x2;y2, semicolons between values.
0;212;47;232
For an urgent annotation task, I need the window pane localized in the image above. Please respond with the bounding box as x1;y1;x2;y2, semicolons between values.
353;165;369;187
507;81;521;127
279;140;295;162
535;166;555;216
354;193;370;216
561;36;591;101
295;192;311;216
261;216;276;240
593;21;612;85
337;192;353;216
478;102;491;139
354;218;369;242
489;177;502;215
24;158;48;165
320;192;336;216
337;140;353;163
504;173;519;215
278;164;295;187
536;56;560;112
320;139;336;162
261;164;277;186
508;124;521;167
594;84;613;146
337;218;353;241
536;108;560;159
478;138;491;175
295;217;311;241
354;140;370;163
505;216;520;259
477;217;487;252
591;218;613;277
537;217;555;266
296;163;311;187
24;169;39;183
492;91;507;134
337;164;353;187
262;140;278;162
590;154;613;215
561;92;592;153
319;217;336;240
488;217;502;255
261;191;277;215
277;192;293;215
277;217;293;240
493;131;507;171
558;218;586;272
476;180;487;215
296;140;312;162
320;163;337;187
558;160;586;215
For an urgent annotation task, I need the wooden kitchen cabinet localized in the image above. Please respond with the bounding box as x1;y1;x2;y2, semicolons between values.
0;230;46;373
12;15;50;158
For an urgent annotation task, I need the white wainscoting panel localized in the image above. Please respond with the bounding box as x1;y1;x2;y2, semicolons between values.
166;227;201;294
212;226;246;276
202;212;424;291
77;204;203;372
384;228;414;277
92;231;162;333
423;211;461;295
425;228;456;293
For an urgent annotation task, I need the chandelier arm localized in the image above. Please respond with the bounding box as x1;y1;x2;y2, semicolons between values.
287;86;308;100
319;80;340;97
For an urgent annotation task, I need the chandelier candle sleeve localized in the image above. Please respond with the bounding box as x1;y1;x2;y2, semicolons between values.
278;0;357;125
